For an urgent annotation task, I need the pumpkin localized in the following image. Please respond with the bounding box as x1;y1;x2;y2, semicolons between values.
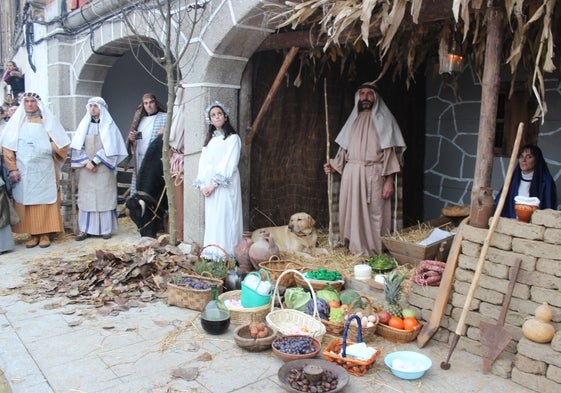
522;302;555;343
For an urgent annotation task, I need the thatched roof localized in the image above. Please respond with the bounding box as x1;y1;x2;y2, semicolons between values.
263;0;560;119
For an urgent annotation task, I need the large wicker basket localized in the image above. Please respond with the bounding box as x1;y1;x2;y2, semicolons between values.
376;322;423;343
219;290;270;325
258;255;304;287
266;269;326;342
194;244;232;283
347;296;379;342
322;315;382;377
167;274;223;311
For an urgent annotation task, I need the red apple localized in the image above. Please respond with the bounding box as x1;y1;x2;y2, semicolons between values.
378;310;391;324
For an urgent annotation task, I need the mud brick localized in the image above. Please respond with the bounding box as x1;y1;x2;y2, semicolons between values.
532;209;561;229
547;364;561;384
462;224;512;250
514;354;547;375
537;258;561;278
513;238;561;260
544;227;561;245
486;248;537;271
496;218;545;240
512;367;561;392
551;331;561;352
517;268;561;290
517;337;561;368
530;287;561;309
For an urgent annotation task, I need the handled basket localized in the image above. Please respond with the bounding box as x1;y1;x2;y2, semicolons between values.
347;295;379;342
167;272;223;311
195;244;232;282
219;290;270;325
322;314;382;377
266;269;326;342
258;255;304;287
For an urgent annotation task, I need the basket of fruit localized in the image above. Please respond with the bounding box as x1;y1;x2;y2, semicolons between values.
376;270;422;343
167;273;223;311
294;268;344;291
272;335;322;362
322;314;382;377
233;322;278;352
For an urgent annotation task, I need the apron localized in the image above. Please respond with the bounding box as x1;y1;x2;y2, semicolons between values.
12;122;57;205
77;134;117;212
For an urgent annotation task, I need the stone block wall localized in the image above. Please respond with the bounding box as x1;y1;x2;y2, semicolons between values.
407;209;561;390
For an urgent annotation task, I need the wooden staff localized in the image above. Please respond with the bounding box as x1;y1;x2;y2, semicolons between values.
245;46;299;146
323;78;333;250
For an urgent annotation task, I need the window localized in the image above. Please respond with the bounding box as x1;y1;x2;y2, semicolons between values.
494;83;539;157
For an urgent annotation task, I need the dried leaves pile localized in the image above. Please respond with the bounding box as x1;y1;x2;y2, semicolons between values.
17;237;198;308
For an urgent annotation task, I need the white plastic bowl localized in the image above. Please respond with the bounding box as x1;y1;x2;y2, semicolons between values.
384;351;432;380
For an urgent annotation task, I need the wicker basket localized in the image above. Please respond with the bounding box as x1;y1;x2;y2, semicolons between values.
294;273;344;291
266;269;327;342
195;244;232;282
322;315;382;377
376;322;423;343
167;274;223;311
321;318;345;336
219;290;270;325
258;255;304;287
347;296;380;342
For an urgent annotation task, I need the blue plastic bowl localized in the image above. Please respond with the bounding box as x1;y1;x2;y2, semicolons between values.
384;351;432;380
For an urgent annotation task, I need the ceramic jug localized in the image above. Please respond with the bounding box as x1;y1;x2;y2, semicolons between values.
234;232;254;272
469;187;495;229
248;231;280;270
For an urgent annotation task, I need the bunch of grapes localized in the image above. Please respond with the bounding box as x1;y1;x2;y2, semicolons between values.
273;336;316;355
175;277;212;290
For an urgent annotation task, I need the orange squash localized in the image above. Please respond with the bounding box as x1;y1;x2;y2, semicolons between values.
388;316;404;330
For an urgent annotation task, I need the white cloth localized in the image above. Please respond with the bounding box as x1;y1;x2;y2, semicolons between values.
11;122;57;205
2;97;70;151
335;87;406;161
71;97;127;164
517;171;533;197
195;131;243;258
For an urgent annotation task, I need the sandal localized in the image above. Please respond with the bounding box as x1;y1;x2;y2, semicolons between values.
25;236;39;248
75;232;88;241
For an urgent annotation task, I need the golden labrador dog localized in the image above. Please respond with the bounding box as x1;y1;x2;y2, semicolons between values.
252;212;327;257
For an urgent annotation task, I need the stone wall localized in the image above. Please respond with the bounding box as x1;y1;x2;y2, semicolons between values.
407;209;561;390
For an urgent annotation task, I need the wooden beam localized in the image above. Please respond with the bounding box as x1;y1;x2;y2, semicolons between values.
471;2;505;196
244;46;300;146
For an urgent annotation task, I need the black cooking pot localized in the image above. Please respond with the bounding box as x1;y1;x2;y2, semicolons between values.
225;268;248;291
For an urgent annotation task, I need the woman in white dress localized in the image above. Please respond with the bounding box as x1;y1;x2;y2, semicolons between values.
194;101;243;260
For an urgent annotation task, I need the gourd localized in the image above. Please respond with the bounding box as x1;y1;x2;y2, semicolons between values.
522;302;556;343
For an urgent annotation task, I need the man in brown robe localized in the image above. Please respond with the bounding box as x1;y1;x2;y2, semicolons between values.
1;92;70;248
324;82;406;256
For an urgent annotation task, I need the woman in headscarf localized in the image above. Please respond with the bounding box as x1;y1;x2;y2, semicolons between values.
1;92;70;248
497;144;558;218
194;101;243;259
70;97;127;240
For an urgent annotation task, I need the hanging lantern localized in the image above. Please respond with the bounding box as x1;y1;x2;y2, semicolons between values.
439;30;464;74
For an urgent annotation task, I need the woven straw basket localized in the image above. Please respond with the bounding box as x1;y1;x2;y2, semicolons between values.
376;322;423;343
219;290;270;325
258;255;304;287
323;315;382;377
266;269;326;342
167;273;223;311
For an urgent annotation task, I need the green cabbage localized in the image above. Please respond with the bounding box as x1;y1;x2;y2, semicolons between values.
339;290;362;307
284;287;311;312
316;285;340;303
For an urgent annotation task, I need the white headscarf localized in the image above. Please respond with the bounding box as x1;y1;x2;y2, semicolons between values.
70;97;128;164
335;83;406;160
1;92;70;151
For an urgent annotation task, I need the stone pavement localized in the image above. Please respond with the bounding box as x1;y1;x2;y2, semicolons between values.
0;221;532;393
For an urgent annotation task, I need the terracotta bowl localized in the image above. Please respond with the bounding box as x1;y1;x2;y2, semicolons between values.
515;203;538;222
272;335;321;362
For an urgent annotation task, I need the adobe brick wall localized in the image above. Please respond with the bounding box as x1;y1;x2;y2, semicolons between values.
407;209;561;390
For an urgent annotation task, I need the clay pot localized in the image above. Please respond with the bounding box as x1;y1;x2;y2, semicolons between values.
248;231;280;271
234;232;254;272
515;203;538;222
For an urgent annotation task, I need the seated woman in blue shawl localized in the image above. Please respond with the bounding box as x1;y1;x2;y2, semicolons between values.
497;144;557;218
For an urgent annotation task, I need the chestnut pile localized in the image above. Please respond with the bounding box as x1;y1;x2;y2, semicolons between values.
286;367;339;392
